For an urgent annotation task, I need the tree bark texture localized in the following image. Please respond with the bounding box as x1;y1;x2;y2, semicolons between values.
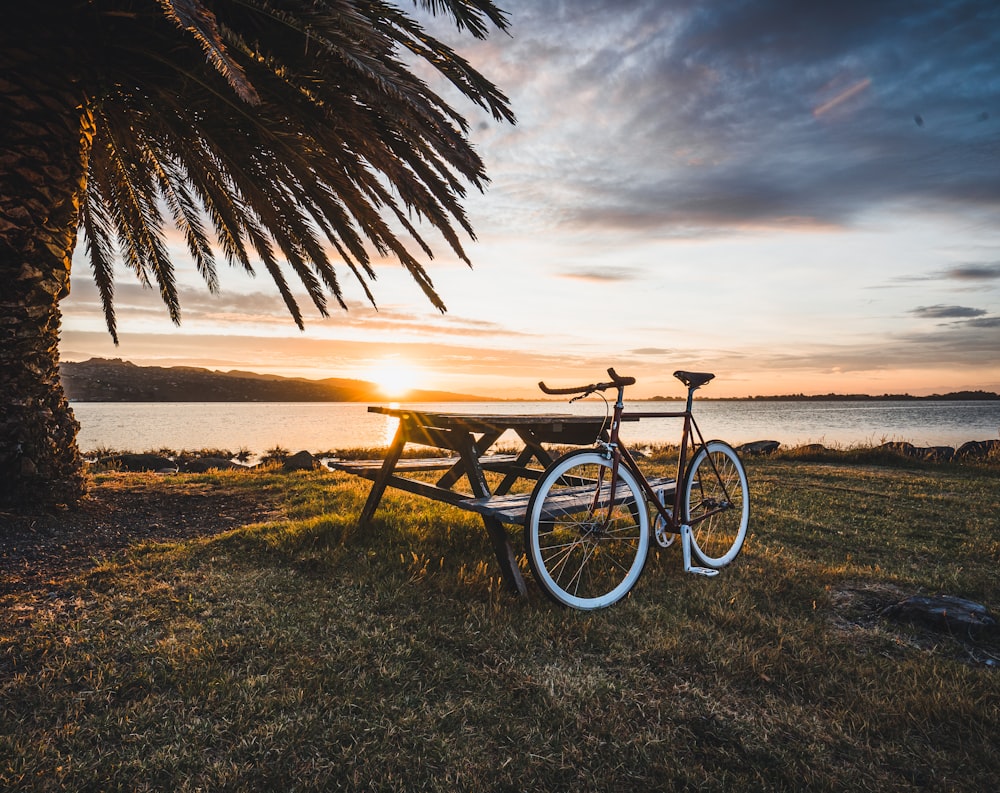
0;45;92;510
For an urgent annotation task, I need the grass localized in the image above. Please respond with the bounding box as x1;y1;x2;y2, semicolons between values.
2;454;999;791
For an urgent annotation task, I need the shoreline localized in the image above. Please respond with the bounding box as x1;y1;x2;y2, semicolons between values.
83;437;1000;473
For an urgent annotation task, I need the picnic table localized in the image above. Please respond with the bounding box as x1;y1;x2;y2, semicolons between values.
330;407;672;596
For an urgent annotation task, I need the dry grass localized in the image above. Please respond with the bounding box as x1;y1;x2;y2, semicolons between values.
2;455;998;791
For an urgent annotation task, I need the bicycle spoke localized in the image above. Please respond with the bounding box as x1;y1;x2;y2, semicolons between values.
542;545;576;580
567;539;599;596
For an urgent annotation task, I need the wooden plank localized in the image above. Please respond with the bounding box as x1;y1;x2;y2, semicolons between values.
462;476;676;525
398;418;466;452
366;406;638;430
371;475;479;510
461;492;533;523
332;458;452;474
330;454;521;477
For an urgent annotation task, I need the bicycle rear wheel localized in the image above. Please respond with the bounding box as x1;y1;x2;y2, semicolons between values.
525;450;650;610
682;441;749;568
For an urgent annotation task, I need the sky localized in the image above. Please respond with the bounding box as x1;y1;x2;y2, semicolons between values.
60;0;1000;399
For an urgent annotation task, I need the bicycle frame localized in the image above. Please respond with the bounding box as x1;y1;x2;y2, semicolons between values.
598;381;728;532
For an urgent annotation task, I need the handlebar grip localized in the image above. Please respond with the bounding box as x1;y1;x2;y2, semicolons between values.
607;368;636;387
538;368;636;395
538;380;599;395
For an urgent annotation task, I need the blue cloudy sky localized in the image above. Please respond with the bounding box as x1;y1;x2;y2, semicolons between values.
61;0;1000;398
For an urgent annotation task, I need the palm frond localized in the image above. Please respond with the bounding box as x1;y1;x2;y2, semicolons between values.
95;109;181;324
155;0;260;104
148;147;219;293
412;0;511;39
80;185;120;343
73;0;514;334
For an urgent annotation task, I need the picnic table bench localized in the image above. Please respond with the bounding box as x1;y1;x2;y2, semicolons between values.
330;407;674;596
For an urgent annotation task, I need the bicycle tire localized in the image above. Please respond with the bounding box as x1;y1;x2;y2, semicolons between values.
525;449;650;610
682;440;749;568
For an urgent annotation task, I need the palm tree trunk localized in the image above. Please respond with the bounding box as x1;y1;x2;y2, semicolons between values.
0;53;93;511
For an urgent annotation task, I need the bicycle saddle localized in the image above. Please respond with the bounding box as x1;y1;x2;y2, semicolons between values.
673;370;715;389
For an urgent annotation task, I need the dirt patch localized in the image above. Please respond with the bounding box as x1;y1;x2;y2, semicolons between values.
0;477;281;600
828;581;910;629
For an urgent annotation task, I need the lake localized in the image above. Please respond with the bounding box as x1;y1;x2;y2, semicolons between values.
70;400;1000;456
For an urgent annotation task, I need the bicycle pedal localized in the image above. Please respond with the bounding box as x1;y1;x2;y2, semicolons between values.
685;565;720;578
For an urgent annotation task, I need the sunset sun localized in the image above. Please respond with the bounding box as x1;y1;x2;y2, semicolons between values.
365;359;424;398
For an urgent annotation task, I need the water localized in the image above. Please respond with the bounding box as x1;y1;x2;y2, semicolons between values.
70;400;1000;455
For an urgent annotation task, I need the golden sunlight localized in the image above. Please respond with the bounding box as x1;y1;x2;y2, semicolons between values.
364;358;424;398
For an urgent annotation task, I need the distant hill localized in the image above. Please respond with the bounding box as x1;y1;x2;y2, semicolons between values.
733;391;1000;401
60;358;490;402
645;390;1000;401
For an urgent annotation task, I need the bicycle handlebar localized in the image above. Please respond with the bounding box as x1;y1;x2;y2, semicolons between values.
538;368;636;396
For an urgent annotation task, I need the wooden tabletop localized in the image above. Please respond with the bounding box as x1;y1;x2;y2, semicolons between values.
367;406;639;432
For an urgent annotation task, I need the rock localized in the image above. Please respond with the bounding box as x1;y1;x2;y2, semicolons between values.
956;440;1000;460
880;441;916;457
794;443;827;454
881;595;997;638
100;453;177;472
180;457;246;473
914;446;955;462
283;450;318;471
737;440;780;456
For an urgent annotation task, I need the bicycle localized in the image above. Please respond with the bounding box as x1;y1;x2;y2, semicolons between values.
524;368;750;610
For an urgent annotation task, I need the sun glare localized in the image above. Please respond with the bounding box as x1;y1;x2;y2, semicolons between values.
365;359;424;398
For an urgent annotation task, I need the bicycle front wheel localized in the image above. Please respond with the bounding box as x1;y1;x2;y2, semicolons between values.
525;450;650;610
682;441;749;568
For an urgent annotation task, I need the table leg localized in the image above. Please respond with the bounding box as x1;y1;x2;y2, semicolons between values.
456;433;527;597
358;420;407;529
483;516;528;597
435;430;502;489
515;428;557;469
493;444;538;495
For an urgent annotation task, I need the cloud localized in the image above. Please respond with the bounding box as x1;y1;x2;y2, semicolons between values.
557;267;643;283
944;262;1000;281
965;316;1000;328
910;305;988;319
479;0;1000;234
883;260;1000;287
63;274;538;348
741;319;1000;374
65;278;317;325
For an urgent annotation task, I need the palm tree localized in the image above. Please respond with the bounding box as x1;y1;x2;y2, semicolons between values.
0;0;514;510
